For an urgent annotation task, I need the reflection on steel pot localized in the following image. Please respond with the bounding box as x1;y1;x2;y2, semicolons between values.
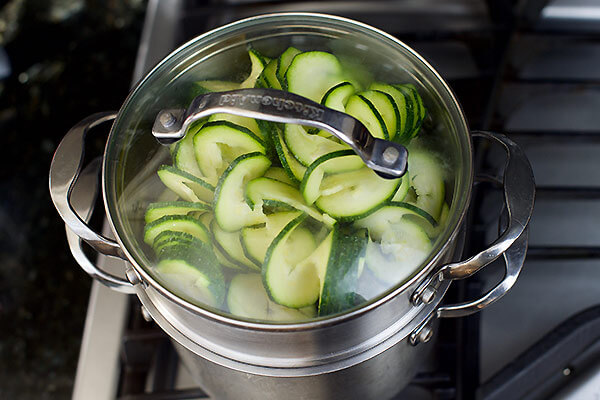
49;13;534;400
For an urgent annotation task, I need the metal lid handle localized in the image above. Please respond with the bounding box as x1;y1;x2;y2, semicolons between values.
151;88;408;179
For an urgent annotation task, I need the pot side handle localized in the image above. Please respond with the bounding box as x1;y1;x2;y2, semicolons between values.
65;157;135;293
413;131;535;318
49;112;134;292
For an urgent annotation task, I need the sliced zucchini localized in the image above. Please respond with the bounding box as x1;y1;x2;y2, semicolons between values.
359;90;398;140
315;167;401;221
354;202;436;241
391;174;411;202
318;227;368;316
156;243;225;307
272;125;306;184
256;58;282;90
207;113;262;140
210;220;259;271
193;121;266;185
276;47;301;89
262;214;319;308
193;80;239;95
321;81;356;112
241;49;268;89
368;82;408;140
145;201;211;224
283;123;347;167
144;215;210;246
407;150;445;220
399;83;426;137
152;230;205;253
285;51;346;103
263;167;295;186
157;165;214;203
300;150;363;205
245;177;331;225
227;273;315;322
345;94;389;139
365;219;432;285
240;211;303;266
174;122;205;177
213;152;271;231
394;84;420;139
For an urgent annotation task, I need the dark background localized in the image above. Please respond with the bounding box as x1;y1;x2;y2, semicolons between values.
0;1;146;398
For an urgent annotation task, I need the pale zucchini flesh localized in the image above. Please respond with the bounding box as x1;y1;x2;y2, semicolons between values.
262;215;319;308
213;153;271;232
315;168;401;221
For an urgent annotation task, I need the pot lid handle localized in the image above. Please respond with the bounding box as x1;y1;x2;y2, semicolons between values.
151;88;407;179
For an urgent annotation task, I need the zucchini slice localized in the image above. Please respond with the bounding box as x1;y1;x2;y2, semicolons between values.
285;51;347;103
276;47;301;88
245;177;332;226
156;243;225;307
283;123;347;167
173;122;205;177
193;121;266;185
394;84;421;139
318;227;368;316
152;230;205;253
354;202;436;241
227;273;315;322
157;165;214;203
263;167;295;186
321;81;356;112
300;150;363;205
207;113;262;140
359;90;398;140
240;210;303;266
193;80;239;95
391;174;411;202
144;215;210;246
213;152;271;232
368;82;408;140
272;126;307;184
345;94;389;139
145;201;211;224
365;219;432;285
262;214;319;308
256;58;282;90
210;220;259;271
241;49;268;89
315;167;401;221
407;150;445;220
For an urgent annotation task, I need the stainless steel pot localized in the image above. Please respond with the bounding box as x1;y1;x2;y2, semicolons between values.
49;13;535;400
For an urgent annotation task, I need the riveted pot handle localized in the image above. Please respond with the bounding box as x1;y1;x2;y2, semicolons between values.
413;131;535;318
65;157;134;293
49;112;125;259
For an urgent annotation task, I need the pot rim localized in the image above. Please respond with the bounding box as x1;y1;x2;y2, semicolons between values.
102;12;473;331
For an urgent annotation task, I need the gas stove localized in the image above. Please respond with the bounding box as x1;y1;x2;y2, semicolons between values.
71;1;600;399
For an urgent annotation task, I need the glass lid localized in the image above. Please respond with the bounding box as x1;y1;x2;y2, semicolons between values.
103;13;471;324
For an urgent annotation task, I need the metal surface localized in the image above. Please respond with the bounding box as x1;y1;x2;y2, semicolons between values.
49;112;125;259
412;130;534;315
56;11;536;400
50;112;135;292
479;306;600;400
152;88;408;178
140;282;440;400
65;157;135;293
